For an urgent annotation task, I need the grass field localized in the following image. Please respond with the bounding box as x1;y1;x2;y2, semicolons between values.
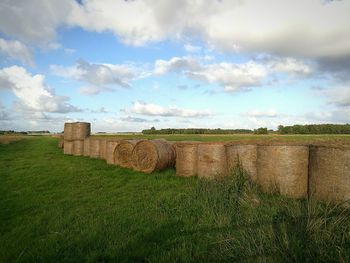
1;136;350;262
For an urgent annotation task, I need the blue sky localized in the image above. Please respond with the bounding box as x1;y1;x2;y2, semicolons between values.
0;0;349;132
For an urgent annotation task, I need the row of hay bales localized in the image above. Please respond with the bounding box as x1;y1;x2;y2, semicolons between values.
63;122;91;155
61;123;350;204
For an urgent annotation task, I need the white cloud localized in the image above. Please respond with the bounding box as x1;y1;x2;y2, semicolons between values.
0;0;76;43
124;101;212;118
188;61;268;92
1;0;350;61
184;44;201;53
51;59;146;94
154;56;201;75
245;109;279;118
67;0;350;60
0;66;79;113
323;86;350;107
0;38;34;66
154;56;312;92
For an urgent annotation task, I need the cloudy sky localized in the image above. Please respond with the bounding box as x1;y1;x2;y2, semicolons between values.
0;0;350;132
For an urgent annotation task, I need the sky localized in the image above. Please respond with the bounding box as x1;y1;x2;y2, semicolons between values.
0;0;350;132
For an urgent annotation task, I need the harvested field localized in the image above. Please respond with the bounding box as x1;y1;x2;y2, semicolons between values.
2;136;350;262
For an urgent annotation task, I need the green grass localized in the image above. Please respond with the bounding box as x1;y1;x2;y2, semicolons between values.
1;137;350;262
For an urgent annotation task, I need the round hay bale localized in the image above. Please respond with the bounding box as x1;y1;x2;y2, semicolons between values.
226;144;257;182
309;146;350;203
114;140;139;169
64;123;74;141
257;145;309;198
99;138;107;159
63;140;73;155
89;138;100;159
131;140;175;173
106;139;120;165
197;143;228;179
73;122;91;140
83;138;90;157
174;142;199;177
73;140;84;156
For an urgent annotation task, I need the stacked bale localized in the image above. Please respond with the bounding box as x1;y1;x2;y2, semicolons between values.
174;142;200;177
72;122;90;156
73;122;91;140
63;123;74;155
197;143;228;179
106;139;120;165
309;146;350;203
83;138;90;157
73;140;84;156
257;145;309;198
89;137;100;158
131;140;175;173
99;138;107;159
114;140;140;168
226;144;257;182
63;140;73;155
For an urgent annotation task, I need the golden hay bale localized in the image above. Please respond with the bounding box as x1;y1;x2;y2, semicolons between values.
73;122;91;140
106;139;120;165
309;146;350;203
64;123;74;141
114;140;140;169
99;138;107;159
83;138;90;156
73;140;84;156
63;140;73;155
89;138;100;159
226;144;257;182
197;143;228;179
173;142;199;177
257;145;309;198
131;140;175;173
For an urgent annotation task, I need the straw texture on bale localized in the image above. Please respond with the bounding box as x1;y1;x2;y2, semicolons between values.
309;146;350;202
131;140;175;173
99;138;107;159
89;138;100;159
106;139;120;165
64;123;74;141
114;140;139;168
73;140;84;156
226;144;257;182
197;143;228;179
83;138;90;156
257;145;309;198
73;122;91;140
63;140;73;155
174;142;199;177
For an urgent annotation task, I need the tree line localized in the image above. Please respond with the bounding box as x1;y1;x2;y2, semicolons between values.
277;124;350;134
142;124;350;135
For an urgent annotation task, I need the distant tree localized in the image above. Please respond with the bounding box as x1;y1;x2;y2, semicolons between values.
254;127;268;135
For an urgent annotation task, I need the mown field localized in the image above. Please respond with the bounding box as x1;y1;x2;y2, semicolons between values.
1;135;350;262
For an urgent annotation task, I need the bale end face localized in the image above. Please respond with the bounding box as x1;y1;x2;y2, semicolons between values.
114;140;138;169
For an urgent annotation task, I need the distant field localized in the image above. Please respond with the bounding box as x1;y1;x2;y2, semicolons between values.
1;137;350;262
92;133;350;146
